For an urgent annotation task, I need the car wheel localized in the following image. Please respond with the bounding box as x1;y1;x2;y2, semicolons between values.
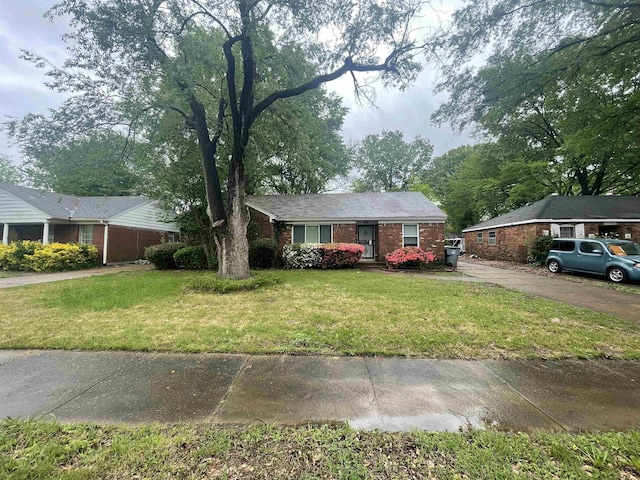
547;260;561;274
607;267;627;283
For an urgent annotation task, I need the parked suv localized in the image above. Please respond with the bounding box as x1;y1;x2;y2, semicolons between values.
546;238;640;283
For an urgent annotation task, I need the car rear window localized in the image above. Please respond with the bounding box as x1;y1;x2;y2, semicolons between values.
607;241;640;256
550;240;575;252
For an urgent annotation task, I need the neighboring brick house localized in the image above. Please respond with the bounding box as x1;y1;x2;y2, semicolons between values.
246;192;447;262
463;195;640;262
0;182;179;264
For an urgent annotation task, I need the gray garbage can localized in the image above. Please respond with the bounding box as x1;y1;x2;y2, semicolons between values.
445;246;461;268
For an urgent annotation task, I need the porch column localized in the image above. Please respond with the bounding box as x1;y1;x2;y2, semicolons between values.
42;222;50;245
102;224;109;265
2;224;8;244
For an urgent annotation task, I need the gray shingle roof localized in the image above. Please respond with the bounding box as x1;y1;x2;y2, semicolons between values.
463;195;640;232
247;192;446;221
0;182;151;220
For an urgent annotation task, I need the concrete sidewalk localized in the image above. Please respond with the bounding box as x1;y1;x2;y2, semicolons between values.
456;261;640;323
1;350;639;432
0;264;153;289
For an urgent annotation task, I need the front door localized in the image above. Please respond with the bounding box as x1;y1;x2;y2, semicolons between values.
358;225;375;259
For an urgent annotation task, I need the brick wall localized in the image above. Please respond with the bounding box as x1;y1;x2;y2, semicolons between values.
333;224;356;243
107;225;164;263
378;223;445;261
250;208;274;238
464;224;541;262
91;224;106;262
464;221;640;262
54;224;79;243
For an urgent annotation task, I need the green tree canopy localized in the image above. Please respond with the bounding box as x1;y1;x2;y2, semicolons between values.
19;132;147;196
0;155;21;185
352;130;433;192
434;0;640;197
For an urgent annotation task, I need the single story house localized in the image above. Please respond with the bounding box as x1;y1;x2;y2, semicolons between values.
247;192;447;261
0;182;179;264
463;195;640;261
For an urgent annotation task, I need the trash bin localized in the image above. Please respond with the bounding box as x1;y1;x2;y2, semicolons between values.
445;246;461;268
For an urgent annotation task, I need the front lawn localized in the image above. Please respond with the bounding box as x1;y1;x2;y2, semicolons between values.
0;270;638;358
2;420;639;479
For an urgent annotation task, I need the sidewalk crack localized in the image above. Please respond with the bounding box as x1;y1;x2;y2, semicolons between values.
478;360;566;432
363;358;384;425
210;355;250;421
43;355;139;418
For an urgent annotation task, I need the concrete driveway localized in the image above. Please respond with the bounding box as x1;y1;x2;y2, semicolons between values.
456;261;640;323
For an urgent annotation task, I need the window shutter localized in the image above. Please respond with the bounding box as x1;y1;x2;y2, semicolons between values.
550;223;560;237
575;224;585;238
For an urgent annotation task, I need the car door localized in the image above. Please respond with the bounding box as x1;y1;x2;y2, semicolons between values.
575;241;607;275
555;240;578;270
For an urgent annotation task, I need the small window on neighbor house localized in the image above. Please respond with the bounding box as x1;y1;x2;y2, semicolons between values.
292;225;331;243
167;232;176;243
48;225;55;244
79;225;93;245
488;231;496;246
403;224;419;247
560;225;575;238
477;232;483;244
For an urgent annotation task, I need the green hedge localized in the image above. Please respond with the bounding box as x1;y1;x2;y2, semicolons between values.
174;245;209;270
145;243;185;269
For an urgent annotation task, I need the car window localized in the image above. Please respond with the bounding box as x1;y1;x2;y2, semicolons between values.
557;240;575;252
579;242;602;254
607;241;640;256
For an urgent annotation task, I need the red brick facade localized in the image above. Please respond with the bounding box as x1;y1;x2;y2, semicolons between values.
106;225;166;263
250;207;446;262
465;222;640;262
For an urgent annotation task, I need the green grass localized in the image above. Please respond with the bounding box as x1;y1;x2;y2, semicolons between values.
0;269;638;358
1;419;639;479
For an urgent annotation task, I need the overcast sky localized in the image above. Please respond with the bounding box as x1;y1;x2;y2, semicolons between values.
0;0;474;165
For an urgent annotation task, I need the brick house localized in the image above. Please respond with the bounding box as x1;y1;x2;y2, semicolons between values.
246;192;447;262
463;195;640;262
0;182;179;264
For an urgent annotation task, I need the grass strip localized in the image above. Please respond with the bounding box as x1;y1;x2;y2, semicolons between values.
1;419;639;479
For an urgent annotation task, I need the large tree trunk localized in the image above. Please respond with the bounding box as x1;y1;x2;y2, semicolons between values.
215;137;251;279
215;180;250;279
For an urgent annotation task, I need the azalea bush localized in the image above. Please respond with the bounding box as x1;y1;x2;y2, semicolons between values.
282;243;364;269
173;245;209;270
320;243;365;269
0;241;98;272
282;244;324;269
385;246;437;269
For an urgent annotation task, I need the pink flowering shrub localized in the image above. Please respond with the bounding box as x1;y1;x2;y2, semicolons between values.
385;246;437;269
320;243;365;269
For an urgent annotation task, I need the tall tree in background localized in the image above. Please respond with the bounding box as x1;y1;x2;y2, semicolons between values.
8;0;430;279
20;132;146;196
352;130;433;192
0;155;21;185
434;0;640;197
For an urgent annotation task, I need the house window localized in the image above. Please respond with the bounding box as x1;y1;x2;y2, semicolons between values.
48;225;55;244
477;232;483;244
79;225;93;245
167;232;176;243
560;225;575;238
402;224;419;247
292;225;332;243
488;231;496;246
